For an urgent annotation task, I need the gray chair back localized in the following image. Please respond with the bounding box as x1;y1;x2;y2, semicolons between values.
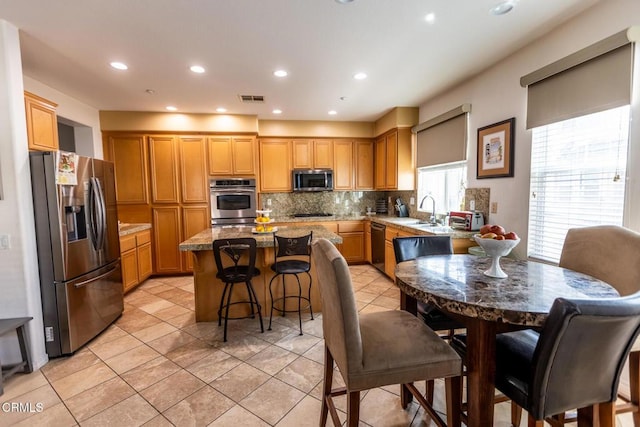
393;235;453;263
527;294;640;419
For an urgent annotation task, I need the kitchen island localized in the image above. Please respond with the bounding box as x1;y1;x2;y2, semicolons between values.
179;225;343;322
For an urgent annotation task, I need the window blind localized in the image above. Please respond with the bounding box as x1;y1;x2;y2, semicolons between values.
522;28;638;129
527;106;629;263
414;104;470;168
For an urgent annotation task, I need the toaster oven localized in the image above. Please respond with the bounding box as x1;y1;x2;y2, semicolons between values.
449;211;485;231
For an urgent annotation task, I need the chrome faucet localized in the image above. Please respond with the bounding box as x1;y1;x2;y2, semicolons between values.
419;194;437;225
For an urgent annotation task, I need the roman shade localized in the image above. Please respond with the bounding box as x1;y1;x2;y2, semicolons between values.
413;104;470;168
522;27;639;129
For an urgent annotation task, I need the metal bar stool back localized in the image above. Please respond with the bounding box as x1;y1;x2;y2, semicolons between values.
268;232;314;335
213;238;263;342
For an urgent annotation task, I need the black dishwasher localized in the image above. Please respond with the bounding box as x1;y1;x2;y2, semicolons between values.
371;222;386;273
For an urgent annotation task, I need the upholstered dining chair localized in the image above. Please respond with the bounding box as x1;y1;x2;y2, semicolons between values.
312;238;462;427
392;235;464;338
553;225;640;426
494;293;640;427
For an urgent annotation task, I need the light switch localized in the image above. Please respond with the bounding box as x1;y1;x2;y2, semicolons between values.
409;197;415;206
0;234;10;250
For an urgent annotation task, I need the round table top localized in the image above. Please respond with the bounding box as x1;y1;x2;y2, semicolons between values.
394;254;619;327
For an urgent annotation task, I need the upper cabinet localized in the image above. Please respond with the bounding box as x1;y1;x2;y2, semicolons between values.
24;91;59;152
259;139;292;192
355;140;374;190
149;136;180;204
179;136;209;204
104;134;149;204
374;128;413;191
333;140;353;191
208;136;256;176
292;139;333;169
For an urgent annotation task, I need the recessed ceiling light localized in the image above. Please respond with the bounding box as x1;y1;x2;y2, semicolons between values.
110;61;128;70
490;1;515;15
190;65;205;73
272;109;283;114
353;72;367;80
273;70;288;77
166;106;177;111
328;110;338;116
424;13;436;24
335;0;354;4
216;107;227;113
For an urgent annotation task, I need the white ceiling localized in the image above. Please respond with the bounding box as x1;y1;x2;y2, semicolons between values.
1;0;600;121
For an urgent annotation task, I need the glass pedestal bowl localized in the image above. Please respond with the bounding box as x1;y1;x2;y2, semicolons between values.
473;236;521;278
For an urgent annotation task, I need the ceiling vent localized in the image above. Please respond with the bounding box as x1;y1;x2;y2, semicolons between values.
239;95;265;103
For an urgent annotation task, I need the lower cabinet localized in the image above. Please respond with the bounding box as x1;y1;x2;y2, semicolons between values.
120;229;153;293
338;221;365;264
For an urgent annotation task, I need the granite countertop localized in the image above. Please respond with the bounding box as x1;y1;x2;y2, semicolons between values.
179;224;343;251
118;223;151;237
395;254;619;327
271;214;475;239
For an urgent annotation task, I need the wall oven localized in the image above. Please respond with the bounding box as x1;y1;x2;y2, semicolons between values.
210;178;257;226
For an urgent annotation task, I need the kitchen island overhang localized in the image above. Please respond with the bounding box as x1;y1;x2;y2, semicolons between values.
180;225;343;322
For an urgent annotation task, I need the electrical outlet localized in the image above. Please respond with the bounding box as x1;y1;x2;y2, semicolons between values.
0;234;10;250
491;202;498;214
409;197;415;206
267;199;272;206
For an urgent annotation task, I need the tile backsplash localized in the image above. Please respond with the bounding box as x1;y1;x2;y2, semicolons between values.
259;187;490;222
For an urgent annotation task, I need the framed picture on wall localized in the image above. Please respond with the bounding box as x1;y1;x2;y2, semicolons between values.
477;118;515;179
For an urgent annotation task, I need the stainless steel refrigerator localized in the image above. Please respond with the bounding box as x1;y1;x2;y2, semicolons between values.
30;151;123;357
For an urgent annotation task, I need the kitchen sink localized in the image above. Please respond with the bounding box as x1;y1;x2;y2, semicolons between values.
411;224;453;234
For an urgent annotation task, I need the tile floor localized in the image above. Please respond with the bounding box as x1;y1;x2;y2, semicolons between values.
0;264;636;426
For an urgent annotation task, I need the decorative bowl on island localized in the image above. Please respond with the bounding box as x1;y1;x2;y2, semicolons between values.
473;235;520;278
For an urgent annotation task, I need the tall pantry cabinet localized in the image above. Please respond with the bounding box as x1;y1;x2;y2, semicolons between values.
104;134;210;274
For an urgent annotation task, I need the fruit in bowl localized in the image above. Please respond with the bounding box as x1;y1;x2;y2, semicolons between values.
473;224;520;278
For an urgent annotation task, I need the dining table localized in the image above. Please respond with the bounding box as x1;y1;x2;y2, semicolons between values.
394;254;619;427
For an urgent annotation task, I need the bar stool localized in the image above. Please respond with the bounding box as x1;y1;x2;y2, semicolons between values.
268;232;314;335
213;238;263;342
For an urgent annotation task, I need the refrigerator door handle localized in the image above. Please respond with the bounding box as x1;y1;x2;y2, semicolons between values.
94;177;107;250
88;177;106;251
72;265;119;289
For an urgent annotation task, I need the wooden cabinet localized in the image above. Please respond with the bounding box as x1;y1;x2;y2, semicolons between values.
383;224;414;279
338;221;365;264
313;140;333;169
364;220;372;263
152;207;183;274
179;136;209;203
182;205;210;271
120;229;153;293
355;140;375;190
208;136;256;176
104;135;149;204
149;136;180;204
292;139;333;169
375;128;414;190
24;91;58;151
259;139;292;192
104;132;210;275
333;140;353;190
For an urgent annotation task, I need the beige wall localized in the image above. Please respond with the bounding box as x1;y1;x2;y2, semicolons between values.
99;111;259;133
258;120;374;138
374;107;419;136
417;0;640;259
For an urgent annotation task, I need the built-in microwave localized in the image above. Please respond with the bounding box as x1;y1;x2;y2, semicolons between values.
292;169;333;192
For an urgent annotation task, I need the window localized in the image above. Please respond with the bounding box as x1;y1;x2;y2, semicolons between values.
527;105;630;263
417;161;467;215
